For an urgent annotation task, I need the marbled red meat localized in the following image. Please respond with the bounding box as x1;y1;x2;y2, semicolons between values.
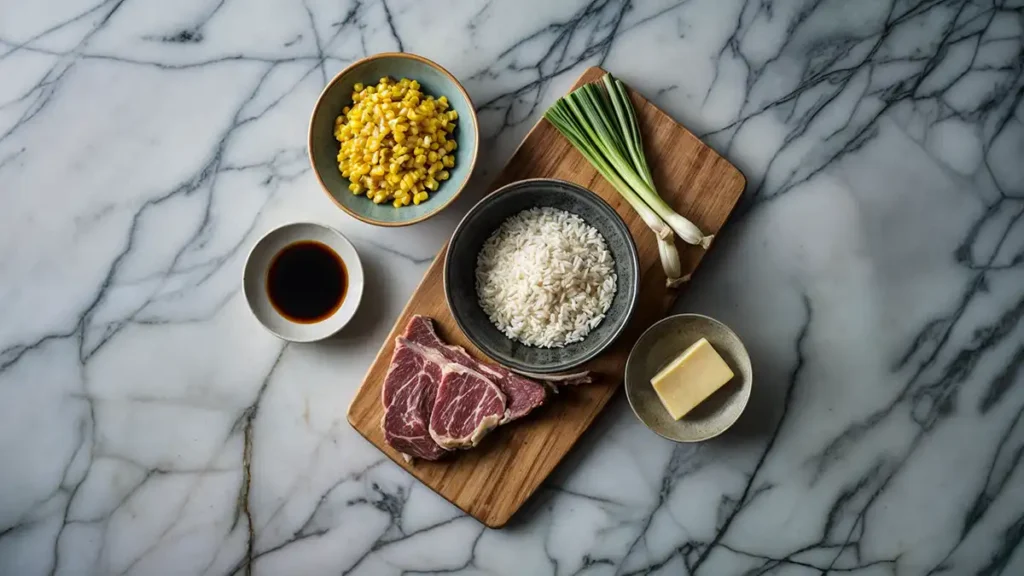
429;364;506;449
381;316;556;461
380;339;448;461
403;316;548;422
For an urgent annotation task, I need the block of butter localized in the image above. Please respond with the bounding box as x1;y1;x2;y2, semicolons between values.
651;338;735;420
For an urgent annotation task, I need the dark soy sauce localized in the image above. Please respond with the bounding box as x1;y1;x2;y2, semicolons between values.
266;241;347;323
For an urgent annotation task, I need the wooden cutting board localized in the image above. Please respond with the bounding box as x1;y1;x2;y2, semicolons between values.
347;66;745;528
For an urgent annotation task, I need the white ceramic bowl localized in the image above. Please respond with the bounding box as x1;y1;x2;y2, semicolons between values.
243;222;364;342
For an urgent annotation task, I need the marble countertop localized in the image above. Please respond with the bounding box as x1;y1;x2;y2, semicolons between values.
2;0;1023;574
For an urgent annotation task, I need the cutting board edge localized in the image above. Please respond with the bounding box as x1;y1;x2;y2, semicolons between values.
347;65;747;528
345;265;436;423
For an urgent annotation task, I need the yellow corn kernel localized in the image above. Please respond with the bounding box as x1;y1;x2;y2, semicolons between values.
412;192;427;205
335;78;456;207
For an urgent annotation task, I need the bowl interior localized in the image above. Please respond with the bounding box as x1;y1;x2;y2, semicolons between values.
445;179;639;373
625;314;752;442
309;54;478;226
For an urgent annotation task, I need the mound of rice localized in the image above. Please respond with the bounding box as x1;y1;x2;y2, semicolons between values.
475;207;617;348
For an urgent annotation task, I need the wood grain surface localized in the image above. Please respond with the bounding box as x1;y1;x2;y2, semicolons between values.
347;66;746;528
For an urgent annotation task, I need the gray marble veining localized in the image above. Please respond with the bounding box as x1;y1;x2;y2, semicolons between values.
0;0;1022;574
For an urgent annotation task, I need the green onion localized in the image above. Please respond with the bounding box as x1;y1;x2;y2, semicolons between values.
544;73;713;287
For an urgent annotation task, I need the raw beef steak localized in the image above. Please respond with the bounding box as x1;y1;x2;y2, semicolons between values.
403;316;548;421
380;339;448;461
380;316;560;461
429;364;506;449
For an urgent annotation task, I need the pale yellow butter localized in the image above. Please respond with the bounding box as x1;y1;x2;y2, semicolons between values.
651;338;734;420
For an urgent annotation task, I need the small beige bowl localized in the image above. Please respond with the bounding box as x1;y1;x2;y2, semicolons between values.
625;314;752;442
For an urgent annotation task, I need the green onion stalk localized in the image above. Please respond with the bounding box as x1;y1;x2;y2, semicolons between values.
544;74;712;287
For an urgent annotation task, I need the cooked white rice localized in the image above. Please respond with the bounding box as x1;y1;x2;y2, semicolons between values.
475;207;617;348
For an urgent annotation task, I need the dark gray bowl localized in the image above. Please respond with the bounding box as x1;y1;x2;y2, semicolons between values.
444;178;640;373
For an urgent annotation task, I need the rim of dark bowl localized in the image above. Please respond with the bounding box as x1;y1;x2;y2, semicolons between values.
443;178;640;373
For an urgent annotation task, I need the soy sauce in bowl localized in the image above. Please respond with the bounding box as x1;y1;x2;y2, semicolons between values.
266;241;347;323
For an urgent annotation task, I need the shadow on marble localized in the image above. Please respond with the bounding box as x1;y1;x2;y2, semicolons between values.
507;357;785;528
711;369;775;442
436;158;498;218
324;243;388;345
504;393;634;529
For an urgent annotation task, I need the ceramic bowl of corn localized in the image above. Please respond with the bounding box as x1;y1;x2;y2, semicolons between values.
309;52;480;227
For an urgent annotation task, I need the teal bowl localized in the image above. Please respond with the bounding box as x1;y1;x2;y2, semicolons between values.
308;53;479;227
